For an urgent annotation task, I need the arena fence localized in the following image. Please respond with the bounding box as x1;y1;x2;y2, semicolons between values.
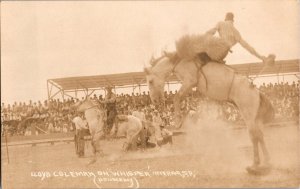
1;120;297;147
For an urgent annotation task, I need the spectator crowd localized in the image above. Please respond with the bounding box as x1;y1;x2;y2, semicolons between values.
1;80;299;137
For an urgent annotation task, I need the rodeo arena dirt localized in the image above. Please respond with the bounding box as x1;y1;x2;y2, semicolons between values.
1;2;300;189
2;61;300;188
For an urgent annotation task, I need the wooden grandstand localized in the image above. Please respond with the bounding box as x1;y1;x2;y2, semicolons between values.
47;59;299;100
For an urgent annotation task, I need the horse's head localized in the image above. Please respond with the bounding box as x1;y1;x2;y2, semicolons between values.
144;67;165;105
144;56;173;105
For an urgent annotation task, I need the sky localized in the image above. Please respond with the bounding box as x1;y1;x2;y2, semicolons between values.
1;0;300;104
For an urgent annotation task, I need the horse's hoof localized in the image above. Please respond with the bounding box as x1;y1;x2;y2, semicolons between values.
246;164;271;175
97;151;105;158
88;159;97;165
157;140;163;147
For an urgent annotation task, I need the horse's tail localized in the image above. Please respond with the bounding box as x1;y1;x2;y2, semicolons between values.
256;93;275;124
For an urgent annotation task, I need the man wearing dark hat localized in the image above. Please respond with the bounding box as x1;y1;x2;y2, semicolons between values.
205;12;267;63
103;86;118;137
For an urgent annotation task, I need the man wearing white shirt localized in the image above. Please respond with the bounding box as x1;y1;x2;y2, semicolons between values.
205;12;268;63
72;112;90;157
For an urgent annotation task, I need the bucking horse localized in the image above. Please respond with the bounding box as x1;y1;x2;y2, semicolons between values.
144;53;275;174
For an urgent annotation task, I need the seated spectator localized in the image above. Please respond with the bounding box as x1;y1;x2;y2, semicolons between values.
48;122;54;133
1;80;299;136
62;124;68;133
54;125;61;133
24;127;32;136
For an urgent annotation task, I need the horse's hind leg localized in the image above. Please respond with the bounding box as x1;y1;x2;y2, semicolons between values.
130;134;139;151
93;131;104;155
260;136;270;165
257;122;270;165
247;125;271;174
248;127;261;167
89;131;104;164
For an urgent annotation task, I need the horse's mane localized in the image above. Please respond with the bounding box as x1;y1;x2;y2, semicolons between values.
150;55;166;67
150;52;180;68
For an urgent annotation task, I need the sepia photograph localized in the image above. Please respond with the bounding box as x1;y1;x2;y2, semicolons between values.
1;0;299;188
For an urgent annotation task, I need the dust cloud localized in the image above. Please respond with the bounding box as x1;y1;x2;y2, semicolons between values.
180;104;299;179
181;115;249;175
108;101;299;179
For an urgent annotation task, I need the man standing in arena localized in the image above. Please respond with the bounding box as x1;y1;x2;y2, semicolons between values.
72;112;89;157
103;86;118;137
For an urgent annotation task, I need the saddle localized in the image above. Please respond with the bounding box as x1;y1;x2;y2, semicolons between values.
167;51;235;100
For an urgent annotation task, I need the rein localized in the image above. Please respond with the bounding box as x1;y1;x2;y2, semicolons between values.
170;56;181;75
227;73;235;99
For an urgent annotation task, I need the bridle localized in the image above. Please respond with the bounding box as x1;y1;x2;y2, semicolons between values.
149;54;181;80
148;55;181;108
170;58;181;75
